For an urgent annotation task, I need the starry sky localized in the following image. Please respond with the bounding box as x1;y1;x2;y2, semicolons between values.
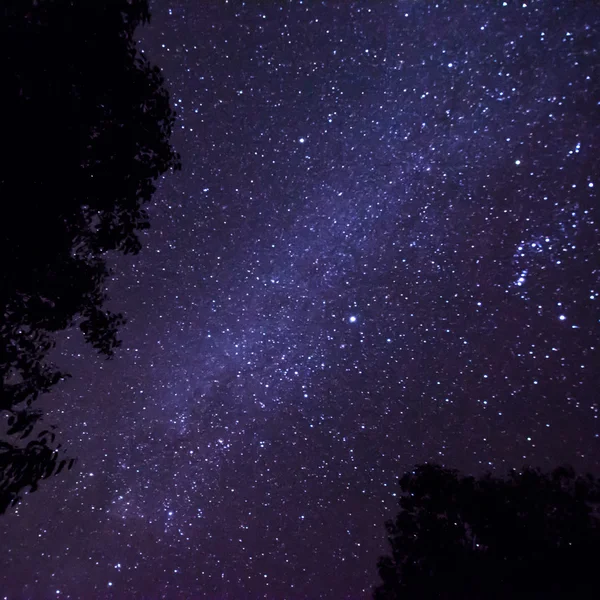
1;0;600;598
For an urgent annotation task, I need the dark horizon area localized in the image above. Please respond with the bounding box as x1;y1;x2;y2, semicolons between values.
1;1;599;597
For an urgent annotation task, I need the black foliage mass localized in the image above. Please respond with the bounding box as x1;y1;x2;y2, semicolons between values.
374;463;600;600
0;0;180;513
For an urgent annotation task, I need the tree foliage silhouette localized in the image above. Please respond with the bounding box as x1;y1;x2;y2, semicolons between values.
0;0;180;514
374;463;600;600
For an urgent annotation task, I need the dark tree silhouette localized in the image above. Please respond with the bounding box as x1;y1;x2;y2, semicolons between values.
374;463;600;600
0;0;180;513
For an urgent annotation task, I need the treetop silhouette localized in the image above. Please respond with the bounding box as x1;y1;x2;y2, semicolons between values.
0;0;180;513
375;463;600;599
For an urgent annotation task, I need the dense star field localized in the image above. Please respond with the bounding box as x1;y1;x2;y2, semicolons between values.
1;0;599;597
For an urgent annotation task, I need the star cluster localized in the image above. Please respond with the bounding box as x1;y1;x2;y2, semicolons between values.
1;1;599;598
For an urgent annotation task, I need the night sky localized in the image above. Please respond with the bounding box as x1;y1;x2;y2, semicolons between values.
1;0;600;598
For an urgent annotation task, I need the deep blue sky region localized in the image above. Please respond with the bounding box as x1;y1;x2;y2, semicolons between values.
1;1;599;598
